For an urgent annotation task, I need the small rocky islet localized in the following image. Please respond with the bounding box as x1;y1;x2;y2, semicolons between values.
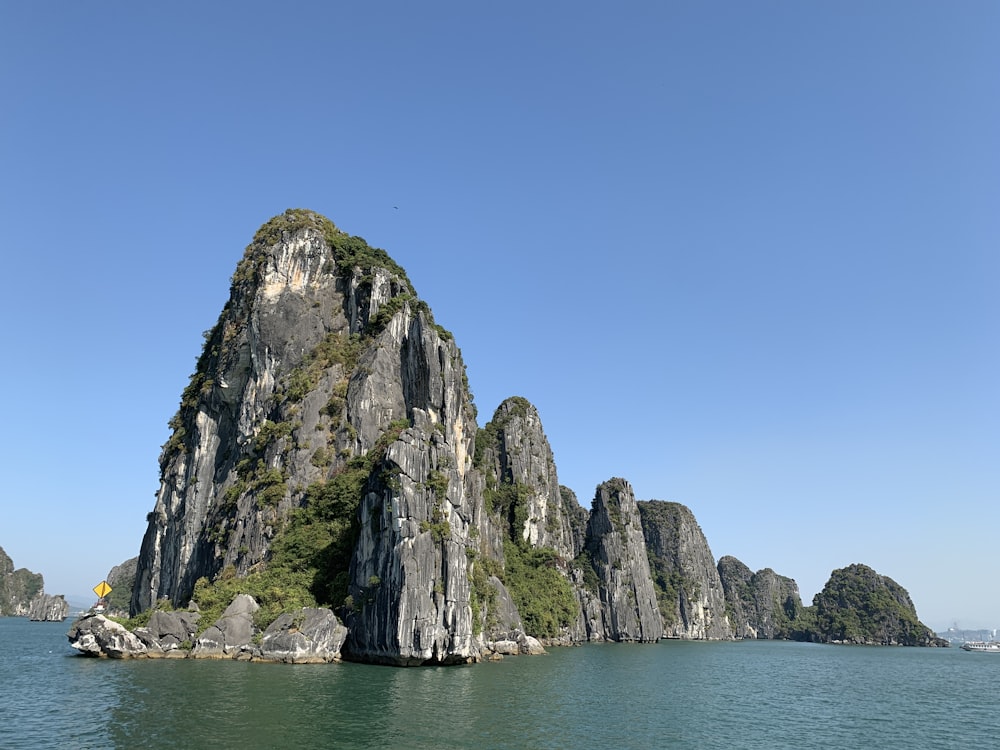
51;209;944;661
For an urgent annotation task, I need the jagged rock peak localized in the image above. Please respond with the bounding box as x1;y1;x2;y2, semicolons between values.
131;209;476;623
474;396;576;558
584;479;663;643
638;501;732;640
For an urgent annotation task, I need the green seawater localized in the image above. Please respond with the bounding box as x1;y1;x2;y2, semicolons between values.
2;618;998;749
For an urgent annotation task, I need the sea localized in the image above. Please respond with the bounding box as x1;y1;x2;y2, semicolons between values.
2;618;998;750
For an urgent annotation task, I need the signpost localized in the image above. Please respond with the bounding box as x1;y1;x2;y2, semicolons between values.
93;580;112;599
92;580;112;613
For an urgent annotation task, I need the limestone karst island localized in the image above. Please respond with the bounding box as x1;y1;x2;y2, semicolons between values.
60;210;946;663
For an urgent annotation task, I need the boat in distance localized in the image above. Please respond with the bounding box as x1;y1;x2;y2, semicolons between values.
961;641;1000;653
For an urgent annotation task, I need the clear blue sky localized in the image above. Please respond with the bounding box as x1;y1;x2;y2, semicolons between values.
1;2;996;630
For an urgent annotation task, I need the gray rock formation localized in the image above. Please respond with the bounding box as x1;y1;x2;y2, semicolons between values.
582;479;662;642
132;608;202;656
67;615;148;658
132;211;425;612
28;594;69;622
130;209;506;665
472;398;585;644
67;595;352;660
810;563;946;646
0;546;44;617
485;630;546;657
192;593;259;659
560;486;589;559
260;608;348;663
638;501;732;640
343;375;482;664
717;556;803;639
475;397;577;558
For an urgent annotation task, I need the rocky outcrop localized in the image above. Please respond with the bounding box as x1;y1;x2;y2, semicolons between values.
717;556;803;639
192;593;260;659
28;594;69;622
639;501;731;640
582;479;662;642
260;608;348;663
0;546;44;616
485;630;546;657
810;564;946;646
133;608;202;656
68;595;349;661
68;615;149;658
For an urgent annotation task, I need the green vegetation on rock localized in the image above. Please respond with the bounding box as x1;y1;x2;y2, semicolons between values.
808;563;940;646
0;547;44;616
501;541;577;639
171;419;411;632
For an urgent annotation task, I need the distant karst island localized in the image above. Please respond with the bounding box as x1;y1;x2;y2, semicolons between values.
0;546;69;621
66;210;946;662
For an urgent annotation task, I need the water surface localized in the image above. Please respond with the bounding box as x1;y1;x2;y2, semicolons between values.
2;619;996;749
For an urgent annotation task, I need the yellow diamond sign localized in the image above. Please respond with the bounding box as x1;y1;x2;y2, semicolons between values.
93;580;112;598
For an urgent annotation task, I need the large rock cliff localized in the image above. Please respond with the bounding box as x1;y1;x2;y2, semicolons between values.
474;397;578;559
132;209;498;664
581;479;662;642
639;501;732;639
717;556;803;639
134;210;419;611
126;211;741;659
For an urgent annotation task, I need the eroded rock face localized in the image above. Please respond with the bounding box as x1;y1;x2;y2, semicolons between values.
132;609;202;655
583;479;662;642
260;608;347;663
67;615;148;658
129;210;512;665
132;212;418;613
473;398;587;645
342;322;483;664
717;556;802;639
28;594;69;622
476;398;577;558
192;594;259;659
639;501;732;640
